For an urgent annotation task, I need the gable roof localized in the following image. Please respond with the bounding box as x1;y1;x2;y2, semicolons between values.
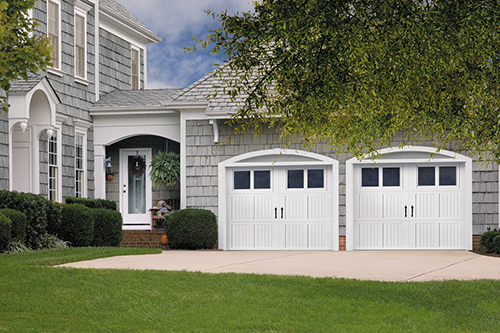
173;70;244;116
100;0;161;43
9;75;61;103
91;88;182;110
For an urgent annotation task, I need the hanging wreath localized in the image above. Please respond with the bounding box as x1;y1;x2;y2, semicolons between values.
128;155;146;177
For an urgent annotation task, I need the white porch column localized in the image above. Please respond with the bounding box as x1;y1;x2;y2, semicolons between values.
94;144;106;199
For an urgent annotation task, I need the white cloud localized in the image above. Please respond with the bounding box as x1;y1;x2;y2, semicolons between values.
117;0;254;88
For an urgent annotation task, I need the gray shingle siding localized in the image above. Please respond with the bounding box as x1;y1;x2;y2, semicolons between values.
99;28;143;94
185;120;498;237
31;0;98;200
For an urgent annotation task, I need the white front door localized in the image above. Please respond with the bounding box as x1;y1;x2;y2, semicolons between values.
120;149;152;229
353;163;465;249
227;166;334;250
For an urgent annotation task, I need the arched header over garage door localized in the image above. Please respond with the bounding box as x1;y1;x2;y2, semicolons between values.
218;149;339;251
346;146;472;251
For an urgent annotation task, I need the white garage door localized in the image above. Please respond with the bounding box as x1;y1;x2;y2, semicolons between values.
353;163;465;249
227;166;334;250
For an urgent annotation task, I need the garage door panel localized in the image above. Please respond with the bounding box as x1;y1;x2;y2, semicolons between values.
358;223;381;248
231;196;254;221
285;195;307;220
286;224;307;248
415;193;439;218
383;223;404;247
440;223;460;247
231;224;254;248
415;223;438;247
383;194;405;218
308;224;328;248
255;224;273;248
358;194;382;219
255;196;274;220
440;193;462;219
309;195;328;219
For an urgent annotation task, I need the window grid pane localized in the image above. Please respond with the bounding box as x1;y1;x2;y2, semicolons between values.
48;1;59;68
234;171;250;190
48;130;58;201
75;14;85;77
362;168;379;187
418;167;435;186
308;169;324;188
439;166;456;186
254;170;270;189
287;170;304;189
132;49;139;89
383;167;400;187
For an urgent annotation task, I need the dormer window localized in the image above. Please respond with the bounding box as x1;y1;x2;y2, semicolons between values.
131;47;140;90
48;0;61;69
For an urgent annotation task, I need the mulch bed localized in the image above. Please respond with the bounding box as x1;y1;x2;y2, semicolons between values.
471;248;500;258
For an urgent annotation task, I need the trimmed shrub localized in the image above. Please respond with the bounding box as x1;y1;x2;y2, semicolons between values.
58;204;94;247
0;209;26;242
480;230;500;253
493;235;500;255
0;213;12;252
0;190;61;249
166;209;217;250
91;208;123;247
65;197;117;210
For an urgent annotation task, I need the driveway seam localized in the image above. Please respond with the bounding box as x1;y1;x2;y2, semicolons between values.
401;256;477;282
201;253;308;273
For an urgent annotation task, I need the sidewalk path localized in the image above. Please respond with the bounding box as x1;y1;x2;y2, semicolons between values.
59;250;500;282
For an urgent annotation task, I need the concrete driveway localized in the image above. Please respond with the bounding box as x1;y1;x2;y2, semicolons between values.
59;250;500;282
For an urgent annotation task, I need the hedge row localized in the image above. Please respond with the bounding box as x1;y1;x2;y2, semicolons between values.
57;204;122;247
480;230;500;254
0;190;61;249
65;197;117;210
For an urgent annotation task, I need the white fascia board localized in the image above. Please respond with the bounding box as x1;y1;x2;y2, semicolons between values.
99;7;161;45
162;101;208;109
90;106;178;116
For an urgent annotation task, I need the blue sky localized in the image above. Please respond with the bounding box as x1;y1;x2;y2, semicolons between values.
118;0;254;89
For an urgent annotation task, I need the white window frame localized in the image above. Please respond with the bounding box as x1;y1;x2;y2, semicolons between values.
74;1;92;82
74;133;86;197
48;128;62;202
131;46;140;90
74;12;87;79
47;0;61;71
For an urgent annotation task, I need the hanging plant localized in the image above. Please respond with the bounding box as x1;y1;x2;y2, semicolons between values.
128;155;146;177
149;152;180;188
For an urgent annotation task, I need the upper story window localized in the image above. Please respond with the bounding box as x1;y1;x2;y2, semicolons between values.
74;1;91;81
131;47;140;90
74;14;86;78
48;0;61;69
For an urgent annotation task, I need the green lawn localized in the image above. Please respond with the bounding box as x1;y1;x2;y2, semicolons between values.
0;248;499;332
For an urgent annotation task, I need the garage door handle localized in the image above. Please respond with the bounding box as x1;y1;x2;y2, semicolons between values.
275;207;277;219
281;207;284;219
404;206;407;217
411;205;414;218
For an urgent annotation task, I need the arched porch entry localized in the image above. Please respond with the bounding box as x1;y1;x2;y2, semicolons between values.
346;146;473;250
8;77;59;195
105;135;180;229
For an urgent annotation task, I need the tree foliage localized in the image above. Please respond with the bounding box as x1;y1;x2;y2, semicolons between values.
189;0;500;161
0;0;52;112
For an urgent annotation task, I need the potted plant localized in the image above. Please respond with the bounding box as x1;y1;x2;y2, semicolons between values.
149;152;180;188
